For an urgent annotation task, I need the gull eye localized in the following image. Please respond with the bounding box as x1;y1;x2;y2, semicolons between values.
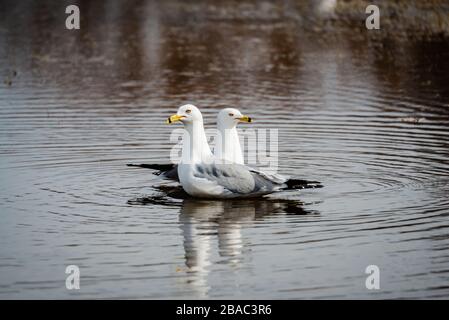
186;109;191;114
229;113;234;117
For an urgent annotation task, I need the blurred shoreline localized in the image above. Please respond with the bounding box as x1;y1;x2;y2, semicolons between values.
2;0;449;37
1;0;449;300
334;0;449;38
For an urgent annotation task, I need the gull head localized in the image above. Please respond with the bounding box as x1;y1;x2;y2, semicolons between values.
217;108;252;129
166;104;203;125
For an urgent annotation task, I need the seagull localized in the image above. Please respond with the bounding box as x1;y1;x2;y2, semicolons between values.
165;104;312;198
127;107;252;180
215;107;251;165
127;104;322;190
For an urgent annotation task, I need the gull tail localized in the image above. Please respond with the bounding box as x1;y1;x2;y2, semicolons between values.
126;163;179;181
127;163;175;171
283;178;323;190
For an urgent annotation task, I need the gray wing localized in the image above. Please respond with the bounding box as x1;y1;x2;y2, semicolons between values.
193;163;254;194
248;167;287;184
193;163;282;196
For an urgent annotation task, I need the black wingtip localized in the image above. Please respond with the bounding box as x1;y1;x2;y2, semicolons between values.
285;179;323;189
126;163;175;170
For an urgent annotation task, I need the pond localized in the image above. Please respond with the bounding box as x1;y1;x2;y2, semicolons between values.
1;0;449;299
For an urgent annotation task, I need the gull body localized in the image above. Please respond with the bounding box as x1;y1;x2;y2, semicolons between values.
167;104;287;199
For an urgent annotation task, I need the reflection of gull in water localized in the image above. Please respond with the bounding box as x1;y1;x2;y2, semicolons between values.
177;198;314;296
180;200;253;268
128;187;318;297
178;201;215;298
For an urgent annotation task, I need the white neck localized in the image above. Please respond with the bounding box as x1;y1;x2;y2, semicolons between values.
182;120;213;164
217;125;244;165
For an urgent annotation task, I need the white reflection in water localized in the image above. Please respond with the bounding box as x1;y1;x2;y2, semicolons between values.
1;0;449;299
178;199;307;296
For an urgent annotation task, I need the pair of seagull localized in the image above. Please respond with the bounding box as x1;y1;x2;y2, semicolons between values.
139;104;310;199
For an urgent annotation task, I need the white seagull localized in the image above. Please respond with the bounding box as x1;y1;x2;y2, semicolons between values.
215;107;251;165
133;106;252;179
166;104;293;199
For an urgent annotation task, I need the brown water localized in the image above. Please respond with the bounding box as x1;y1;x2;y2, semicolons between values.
1;1;449;299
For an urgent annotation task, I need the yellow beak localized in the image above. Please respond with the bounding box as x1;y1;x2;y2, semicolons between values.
166;114;185;124
237;115;252;123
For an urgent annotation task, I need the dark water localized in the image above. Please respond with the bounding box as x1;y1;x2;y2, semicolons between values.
1;1;449;299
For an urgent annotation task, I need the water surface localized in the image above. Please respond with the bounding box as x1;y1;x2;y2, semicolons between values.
1;1;449;299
